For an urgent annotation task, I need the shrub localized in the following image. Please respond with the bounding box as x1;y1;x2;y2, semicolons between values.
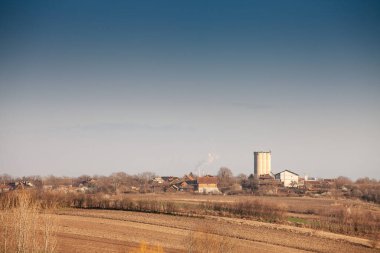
310;205;380;236
0;190;57;253
130;241;164;253
202;200;285;222
185;223;236;253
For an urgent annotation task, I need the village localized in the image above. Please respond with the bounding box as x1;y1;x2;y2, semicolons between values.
0;151;372;202
1;152;379;253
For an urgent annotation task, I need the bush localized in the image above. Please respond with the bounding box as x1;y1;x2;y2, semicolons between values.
201;200;285;222
185;223;236;253
0;190;57;253
310;205;380;236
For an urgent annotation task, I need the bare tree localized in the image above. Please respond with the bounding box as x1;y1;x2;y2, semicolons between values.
0;174;12;185
137;172;157;193
335;176;352;189
0;191;58;253
217;167;234;189
137;172;157;183
110;172;130;193
236;173;247;185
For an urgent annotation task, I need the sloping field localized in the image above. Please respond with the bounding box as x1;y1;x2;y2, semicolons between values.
53;208;378;253
113;193;380;216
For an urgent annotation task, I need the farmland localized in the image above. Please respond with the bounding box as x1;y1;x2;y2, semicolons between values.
53;206;377;253
1;191;379;253
52;194;379;252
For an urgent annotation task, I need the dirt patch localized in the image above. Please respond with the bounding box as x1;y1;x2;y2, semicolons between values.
52;209;378;253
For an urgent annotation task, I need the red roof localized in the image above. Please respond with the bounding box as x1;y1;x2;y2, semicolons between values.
197;176;218;184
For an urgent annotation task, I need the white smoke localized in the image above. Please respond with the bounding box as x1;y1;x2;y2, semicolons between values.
195;153;219;176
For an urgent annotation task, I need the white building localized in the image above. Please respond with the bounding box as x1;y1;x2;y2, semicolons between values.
274;170;299;187
197;176;220;194
153;177;165;184
254;151;271;176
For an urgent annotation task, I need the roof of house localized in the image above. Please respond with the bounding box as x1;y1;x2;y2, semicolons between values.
259;174;274;179
274;170;299;176
161;176;179;182
183;174;194;181
197;176;218;184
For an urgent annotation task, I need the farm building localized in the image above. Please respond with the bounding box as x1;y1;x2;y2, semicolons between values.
254;151;272;177
7;181;34;190
153;175;197;193
274;170;299;187
153;177;165;184
197;176;220;194
0;185;10;193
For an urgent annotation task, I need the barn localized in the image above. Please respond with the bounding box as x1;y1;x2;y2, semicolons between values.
197;176;220;194
274;170;299;187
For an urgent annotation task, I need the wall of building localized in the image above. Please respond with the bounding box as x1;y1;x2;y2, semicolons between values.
254;151;271;176
275;171;299;187
198;183;219;193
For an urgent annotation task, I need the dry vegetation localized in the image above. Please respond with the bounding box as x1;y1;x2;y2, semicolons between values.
44;191;378;239
185;224;236;253
0;190;57;253
309;204;379;236
52;208;379;253
2;191;378;253
1;173;379;252
129;242;164;253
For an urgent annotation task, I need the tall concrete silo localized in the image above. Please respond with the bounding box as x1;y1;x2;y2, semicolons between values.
265;152;272;174
254;151;271;176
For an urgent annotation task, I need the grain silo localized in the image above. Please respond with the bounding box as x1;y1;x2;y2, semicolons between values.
254;151;271;176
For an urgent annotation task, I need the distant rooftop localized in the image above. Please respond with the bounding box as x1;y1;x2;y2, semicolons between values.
274;170;299;176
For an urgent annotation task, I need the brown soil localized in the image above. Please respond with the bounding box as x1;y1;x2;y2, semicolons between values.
53;208;379;253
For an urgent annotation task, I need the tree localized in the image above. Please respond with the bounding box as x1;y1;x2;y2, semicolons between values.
247;174;259;192
236;173;247;185
335;176;352;189
74;175;92;186
110;172;127;193
137;171;157;193
0;174;12;185
217;167;234;189
137;172;157;183
356;177;377;184
110;172;135;193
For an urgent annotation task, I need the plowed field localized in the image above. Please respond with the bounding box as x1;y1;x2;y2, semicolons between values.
53;208;378;253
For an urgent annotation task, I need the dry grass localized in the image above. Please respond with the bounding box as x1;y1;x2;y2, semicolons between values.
308;205;380;237
67;193;286;223
4;191;378;246
203;199;286;222
0;190;57;253
129;241;164;253
185;223;236;253
49;208;379;253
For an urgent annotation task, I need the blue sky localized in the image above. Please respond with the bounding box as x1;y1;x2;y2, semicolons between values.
0;0;379;179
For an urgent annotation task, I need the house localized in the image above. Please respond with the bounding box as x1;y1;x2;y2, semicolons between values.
161;176;179;183
183;174;195;181
7;181;35;190
257;174;281;194
182;179;197;192
160;175;197;192
197;176;220;194
0;185;10;193
304;179;334;192
274;170;299;187
43;185;53;191
153;177;165;184
177;179;197;192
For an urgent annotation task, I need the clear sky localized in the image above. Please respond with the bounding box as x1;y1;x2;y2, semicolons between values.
0;0;379;179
